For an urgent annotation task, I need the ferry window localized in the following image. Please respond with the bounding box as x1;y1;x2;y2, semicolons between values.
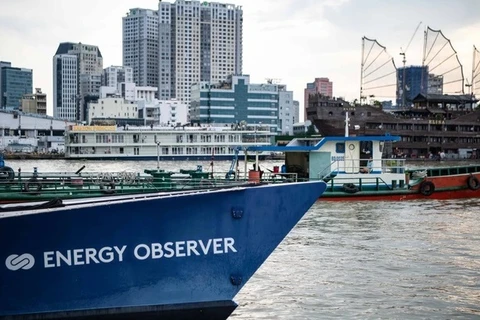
336;143;345;153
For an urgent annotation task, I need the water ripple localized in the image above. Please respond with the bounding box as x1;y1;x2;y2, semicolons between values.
232;199;480;319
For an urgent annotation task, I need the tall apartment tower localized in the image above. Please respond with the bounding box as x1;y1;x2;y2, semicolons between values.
158;0;243;103
53;42;103;121
53;54;78;120
123;8;159;89
123;1;243;104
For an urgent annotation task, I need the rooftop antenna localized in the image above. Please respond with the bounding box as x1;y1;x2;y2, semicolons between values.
265;78;281;84
399;21;422;107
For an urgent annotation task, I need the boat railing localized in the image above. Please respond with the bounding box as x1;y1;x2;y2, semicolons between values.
317;160;340;180
317;158;406;178
322;175;395;191
381;159;406;173
0;170;283;196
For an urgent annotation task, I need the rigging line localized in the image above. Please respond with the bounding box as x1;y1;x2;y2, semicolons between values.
364;49;386;72
363;59;394;79
473;59;480;75
363;83;396;90
363;70;397;85
423;31;440;63
442;78;462;85
474;79;480;85
428;52;456;73
425;41;449;66
363;40;375;65
438;66;460;77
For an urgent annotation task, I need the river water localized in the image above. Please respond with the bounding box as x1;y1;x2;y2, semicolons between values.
6;159;480;319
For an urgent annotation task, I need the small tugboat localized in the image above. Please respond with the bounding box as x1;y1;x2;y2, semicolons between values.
247;113;480;201
0;180;327;319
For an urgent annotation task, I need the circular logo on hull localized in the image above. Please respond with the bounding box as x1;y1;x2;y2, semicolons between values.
5;254;35;271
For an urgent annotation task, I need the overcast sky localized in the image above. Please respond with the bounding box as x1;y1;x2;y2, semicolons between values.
1;0;479;120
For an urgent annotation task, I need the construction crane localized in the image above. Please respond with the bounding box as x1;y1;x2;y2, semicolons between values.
399;21;422;107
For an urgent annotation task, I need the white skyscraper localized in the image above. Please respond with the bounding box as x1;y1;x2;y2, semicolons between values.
53;54;78;120
158;0;243;103
123;8;159;89
123;1;243;104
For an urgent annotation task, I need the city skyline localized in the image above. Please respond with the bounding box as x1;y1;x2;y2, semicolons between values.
1;0;480;120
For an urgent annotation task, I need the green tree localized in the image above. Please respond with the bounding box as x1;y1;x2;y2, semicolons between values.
307;124;316;135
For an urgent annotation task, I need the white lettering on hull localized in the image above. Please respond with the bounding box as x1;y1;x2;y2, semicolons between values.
44;246;127;268
133;238;237;260
7;238;238;271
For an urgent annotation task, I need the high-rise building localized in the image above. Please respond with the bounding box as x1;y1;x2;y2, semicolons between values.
21;88;47;115
102;66;134;88
0;61;11;108
396;66;428;107
293;100;300;124
428;74;443;95
53;42;103;121
0;61;33;111
304;77;333;120
159;0;243;103
124;1;243;104
123;8;159;89
53;54;78;120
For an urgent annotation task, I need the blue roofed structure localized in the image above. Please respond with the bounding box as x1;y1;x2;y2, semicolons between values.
247;135;400;152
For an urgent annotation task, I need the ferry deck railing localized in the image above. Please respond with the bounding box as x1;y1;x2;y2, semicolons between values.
317;158;407;180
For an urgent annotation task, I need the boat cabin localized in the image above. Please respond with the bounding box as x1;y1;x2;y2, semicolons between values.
248;135;408;190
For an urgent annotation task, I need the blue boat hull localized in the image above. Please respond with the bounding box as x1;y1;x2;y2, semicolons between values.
0;182;326;319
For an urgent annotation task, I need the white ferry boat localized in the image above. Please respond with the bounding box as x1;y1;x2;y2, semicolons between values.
64;124;275;160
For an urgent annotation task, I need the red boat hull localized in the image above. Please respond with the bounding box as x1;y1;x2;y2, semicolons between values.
320;173;480;201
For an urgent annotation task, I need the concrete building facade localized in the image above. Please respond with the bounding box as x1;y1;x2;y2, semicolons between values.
138;99;188;125
21;88;47;115
0;110;77;153
304;77;333;120
157;0;243;103
102;66;134;88
87;97;139;123
53;42;103;121
293;100;300;124
123;1;243;104
123;8;159;89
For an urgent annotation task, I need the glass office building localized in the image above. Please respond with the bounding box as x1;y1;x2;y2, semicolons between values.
190;75;284;133
0;64;33;110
